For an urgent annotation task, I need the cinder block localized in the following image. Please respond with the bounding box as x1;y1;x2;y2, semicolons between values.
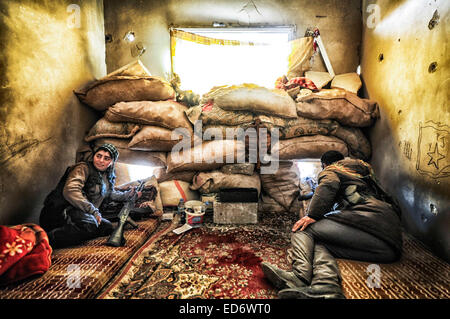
213;202;258;224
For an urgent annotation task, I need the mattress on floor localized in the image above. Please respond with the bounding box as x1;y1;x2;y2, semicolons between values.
0;218;160;299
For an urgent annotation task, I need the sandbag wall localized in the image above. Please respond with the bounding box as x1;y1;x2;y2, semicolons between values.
75;60;379;217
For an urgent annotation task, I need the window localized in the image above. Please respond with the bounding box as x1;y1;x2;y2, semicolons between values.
171;27;293;95
126;163;156;181
296;159;322;190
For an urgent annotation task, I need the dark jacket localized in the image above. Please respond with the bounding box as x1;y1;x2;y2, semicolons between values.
40;161;130;232
306;158;403;257
63;161;130;216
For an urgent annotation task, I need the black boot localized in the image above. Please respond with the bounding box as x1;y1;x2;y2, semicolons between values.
279;244;345;299
288;231;315;284
261;262;307;290
277;285;346;299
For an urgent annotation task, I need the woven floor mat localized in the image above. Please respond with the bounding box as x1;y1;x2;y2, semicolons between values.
338;232;450;299
0;217;160;299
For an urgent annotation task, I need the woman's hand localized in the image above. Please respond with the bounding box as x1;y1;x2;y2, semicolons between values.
292;216;316;232
129;186;143;199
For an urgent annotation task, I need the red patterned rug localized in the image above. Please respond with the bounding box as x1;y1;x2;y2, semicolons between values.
99;213;450;299
98;221;292;299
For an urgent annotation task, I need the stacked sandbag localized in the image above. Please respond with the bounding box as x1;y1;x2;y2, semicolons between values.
158;179;199;207
93;137;167;167
190;170;261;195
190;83;373;162
201;83;298;119
166;139;246;173
295;88;379;127
153;167;196;184
74;60;175;111
258;161;301;214
77;60;192;167
102;100;193;155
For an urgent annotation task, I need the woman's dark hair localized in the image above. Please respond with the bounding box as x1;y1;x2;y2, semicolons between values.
320;151;344;166
92;148;117;188
93;143;119;187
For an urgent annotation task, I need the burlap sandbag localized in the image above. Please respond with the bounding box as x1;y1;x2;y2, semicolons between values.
272;135;349;161
94;138;167;167
258;194;286;213
105;100;193;132
332;125;371;160
220;163;255;176
258;193;303;216
191;170;261;195
264;115;337;139
159;180;199;206
200;124;259;141
128;126;183;152
260;161;300;211
296;88;379;127
85;117;141;142
259;116;371;160
166;139;246;173
74;76;175;111
287;37;314;80
106;59;152;77
153;167;196;184
185;103;256;127
202;84;297;119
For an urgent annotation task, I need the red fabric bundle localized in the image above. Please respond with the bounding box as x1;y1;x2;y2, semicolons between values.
0;224;52;285
275;76;318;91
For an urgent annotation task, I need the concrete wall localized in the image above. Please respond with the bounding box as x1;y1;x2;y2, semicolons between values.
104;0;362;78
361;0;449;261
0;0;106;225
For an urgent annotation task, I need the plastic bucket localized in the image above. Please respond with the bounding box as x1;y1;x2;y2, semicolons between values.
185;200;205;227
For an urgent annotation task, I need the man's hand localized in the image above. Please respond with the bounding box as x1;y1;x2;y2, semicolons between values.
94;211;102;225
292;216;317;232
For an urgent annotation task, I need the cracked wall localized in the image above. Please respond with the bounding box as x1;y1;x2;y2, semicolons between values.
361;0;449;261
0;0;106;225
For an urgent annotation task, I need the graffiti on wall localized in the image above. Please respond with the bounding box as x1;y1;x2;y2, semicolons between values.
416;121;450;179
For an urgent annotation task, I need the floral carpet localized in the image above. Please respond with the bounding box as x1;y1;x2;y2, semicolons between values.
98;211;450;299
99;211;296;299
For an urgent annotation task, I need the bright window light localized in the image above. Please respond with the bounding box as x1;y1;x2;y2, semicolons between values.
296;160;322;181
172;28;292;96
126;163;156;181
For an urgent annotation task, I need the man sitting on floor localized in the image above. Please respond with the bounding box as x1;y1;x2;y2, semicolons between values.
261;150;402;299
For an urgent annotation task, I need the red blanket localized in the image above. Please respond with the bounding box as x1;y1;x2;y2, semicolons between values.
0;224;52;285
275;76;318;91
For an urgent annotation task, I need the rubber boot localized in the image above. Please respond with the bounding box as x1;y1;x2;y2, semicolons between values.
288;230;315;285
261;262;307;290
279;244;345;299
